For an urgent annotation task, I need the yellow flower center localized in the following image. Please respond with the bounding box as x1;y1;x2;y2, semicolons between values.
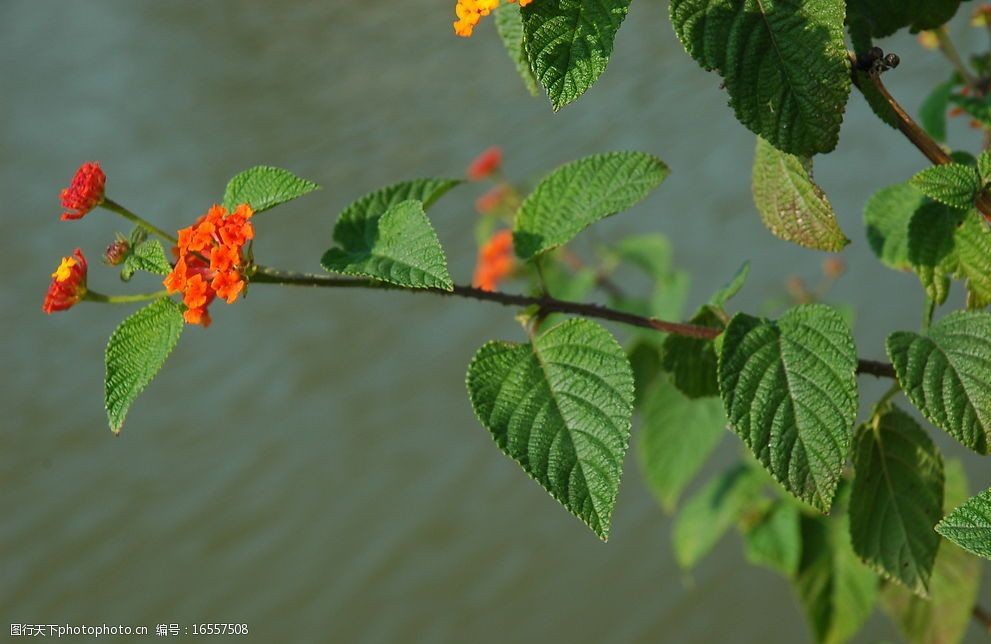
52;257;77;282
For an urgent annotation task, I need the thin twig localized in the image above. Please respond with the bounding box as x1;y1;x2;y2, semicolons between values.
849;54;991;222
251;266;896;377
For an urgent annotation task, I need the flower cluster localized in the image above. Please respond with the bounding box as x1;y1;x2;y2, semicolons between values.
473;229;515;292
60;162;106;221
43;249;88;313
454;0;533;37
164;204;255;327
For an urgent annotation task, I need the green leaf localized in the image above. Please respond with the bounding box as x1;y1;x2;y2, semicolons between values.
466;319;634;540
752;137;849;251
909;164;982;210
673;464;762;568
887;311;991;454
660;307;723;399
883;459;982;644
718;304;859;511
846;0;962;38
120;239;171;281
105;298;184;435
495;3;539;96
849;406;944;596
796;512;879;644
949;94;991;127
222;165;319;213
864;182;926;271
670;0;851;156
710;261;750;309
979;151;991;184
906;201;964;305
513;152;669;260
636;376;726;513
920;78;957;143
607;233;675;280
743;501;802;577
521;0;631;110
322;195;455;291
937;486;991;559
954;212;991;309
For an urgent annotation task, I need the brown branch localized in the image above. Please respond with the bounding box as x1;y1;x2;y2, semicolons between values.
849;54;991;222
250;266;894;377
974;605;991;635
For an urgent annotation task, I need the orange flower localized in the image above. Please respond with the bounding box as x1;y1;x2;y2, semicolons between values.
467;146;503;181
454;0;533;37
60;162;106;220
43;249;88;313
164;203;254;326
473;229;515;292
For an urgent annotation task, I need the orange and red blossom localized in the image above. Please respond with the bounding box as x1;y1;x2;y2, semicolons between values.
60;162;106;221
454;0;533;37
473;229;515;292
164;203;254;326
43;249;88;313
467;146;503;181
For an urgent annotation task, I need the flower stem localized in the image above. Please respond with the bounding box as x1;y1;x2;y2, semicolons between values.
101;199;178;244
84;289;170;304
934;27;979;88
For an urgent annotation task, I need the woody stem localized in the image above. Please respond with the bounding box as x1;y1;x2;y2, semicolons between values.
250;265;897;379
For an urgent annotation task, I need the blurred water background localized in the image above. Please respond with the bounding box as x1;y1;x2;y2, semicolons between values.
4;1;991;641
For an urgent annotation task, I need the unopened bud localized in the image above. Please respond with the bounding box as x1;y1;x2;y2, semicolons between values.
104;238;130;266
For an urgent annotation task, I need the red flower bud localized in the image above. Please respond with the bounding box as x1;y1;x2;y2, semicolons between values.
60;162;106;221
467;146;503;181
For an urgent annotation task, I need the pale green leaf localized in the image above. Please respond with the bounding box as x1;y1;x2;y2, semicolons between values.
796;512;879;644
670;0;851;156
718;304;859;511
521;0;632;110
849;406;944;596
864;182;927;271
322;198;454;291
513;152;669;260
466;319;634;540
887;311;991;454
636;376;726;513
743;501;802;577
673;464;762;568
910;164;982;210
120;239;171;281
883;459;982;644
105;298;184;435
752;137;849;251
607;233;675;280
495;3;539;96
222;165;319;213
920;78;957;143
